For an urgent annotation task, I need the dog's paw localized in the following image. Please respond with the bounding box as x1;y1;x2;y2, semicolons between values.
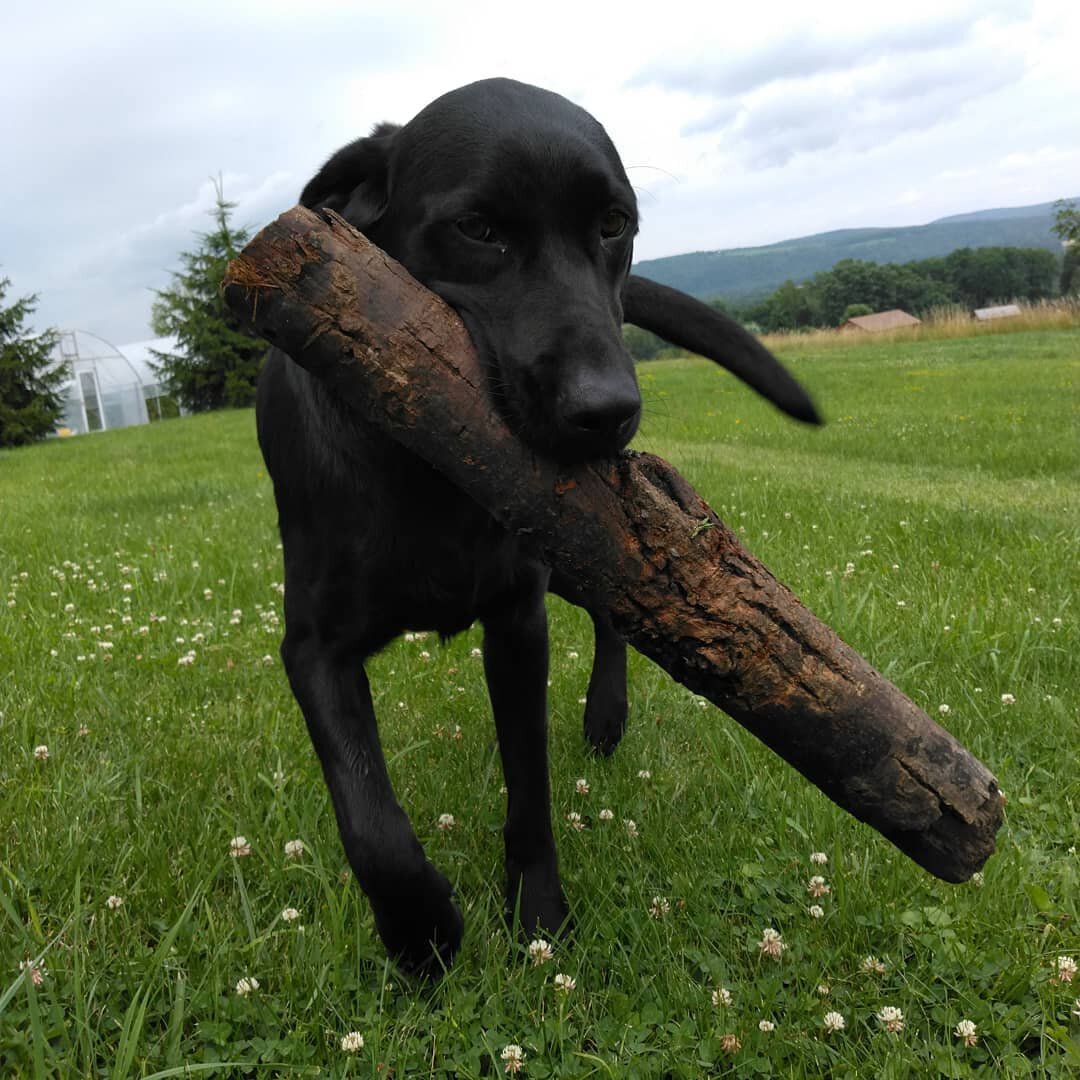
508;862;571;942
583;691;627;757
372;870;465;978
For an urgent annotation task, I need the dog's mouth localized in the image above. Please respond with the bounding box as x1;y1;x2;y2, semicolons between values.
456;311;641;464
499;385;642;465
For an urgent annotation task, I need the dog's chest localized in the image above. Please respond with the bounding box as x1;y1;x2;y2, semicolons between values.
360;455;535;637
375;508;526;636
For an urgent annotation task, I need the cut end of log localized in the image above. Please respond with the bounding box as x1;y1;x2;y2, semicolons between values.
889;781;1005;884
843;758;1004;882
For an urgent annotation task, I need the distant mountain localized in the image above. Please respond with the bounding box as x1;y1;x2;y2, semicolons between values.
633;199;1074;302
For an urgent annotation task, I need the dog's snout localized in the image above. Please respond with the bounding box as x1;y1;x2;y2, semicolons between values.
566;393;641;439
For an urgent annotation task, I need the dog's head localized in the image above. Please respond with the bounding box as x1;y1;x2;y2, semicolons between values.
301;78;819;462
302;78;643;462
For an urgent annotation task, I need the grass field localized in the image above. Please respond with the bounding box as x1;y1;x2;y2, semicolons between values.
1;327;1078;1077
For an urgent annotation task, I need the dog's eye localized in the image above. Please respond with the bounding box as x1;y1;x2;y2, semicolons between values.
456;215;496;243
600;210;629;239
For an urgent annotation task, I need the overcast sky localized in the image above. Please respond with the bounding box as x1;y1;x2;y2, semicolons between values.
4;0;1077;345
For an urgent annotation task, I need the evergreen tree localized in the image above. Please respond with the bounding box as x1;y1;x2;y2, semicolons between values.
150;178;266;412
1052;199;1080;295
0;277;65;447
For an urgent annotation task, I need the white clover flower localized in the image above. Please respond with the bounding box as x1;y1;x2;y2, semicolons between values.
229;836;251;858
1001;693;1016;706
566;811;585;831
566;650;579;660
340;1031;364;1053
719;1033;741;1054
553;972;576;993
637;769;651;781
574;777;589;795
235;976;259;996
624;819;639;838
861;955;886;975
1054;956;1077;984
436;813;456;831
281;907;301;922
649;896;670;919
938;704;951;715
807;875;830;898
284;838;305;859
33;744;49;761
954;1019;978;1047
19;960;46;987
758;927;785;959
500;1044;526;1073
106;895;124;910
877;1006;904;1034
470;646;482;658
823;1011;846;1034
528;938;554;966
599;808;614;821
808;904;824;919
810;851;828;865
758;1019;775;1032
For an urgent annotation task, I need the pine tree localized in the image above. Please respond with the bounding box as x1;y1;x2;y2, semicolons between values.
0;277;65;448
150;178;267;412
1052;199;1080;295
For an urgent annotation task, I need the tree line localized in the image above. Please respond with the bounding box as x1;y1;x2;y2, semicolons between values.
2;199;1079;446
741;245;1061;333
627;201;1079;356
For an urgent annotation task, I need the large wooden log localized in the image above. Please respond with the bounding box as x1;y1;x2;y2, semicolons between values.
224;206;1004;882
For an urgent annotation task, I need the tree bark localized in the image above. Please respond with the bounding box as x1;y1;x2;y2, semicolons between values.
224;206;1004;882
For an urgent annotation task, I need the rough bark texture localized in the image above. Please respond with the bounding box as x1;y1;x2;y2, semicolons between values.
225;205;1004;882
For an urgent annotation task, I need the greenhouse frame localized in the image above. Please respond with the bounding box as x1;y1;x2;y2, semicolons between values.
54;332;177;435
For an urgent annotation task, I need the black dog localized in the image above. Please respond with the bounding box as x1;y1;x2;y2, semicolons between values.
256;78;818;975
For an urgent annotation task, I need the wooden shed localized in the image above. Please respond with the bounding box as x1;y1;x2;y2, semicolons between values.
841;309;922;332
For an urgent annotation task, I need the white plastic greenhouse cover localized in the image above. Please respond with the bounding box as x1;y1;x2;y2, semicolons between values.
53;332;177;435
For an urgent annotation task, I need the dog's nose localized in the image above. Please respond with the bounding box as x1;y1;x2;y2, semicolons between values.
565;392;641;441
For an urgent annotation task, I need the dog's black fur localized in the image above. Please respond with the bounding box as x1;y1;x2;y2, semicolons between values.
257;78;819;975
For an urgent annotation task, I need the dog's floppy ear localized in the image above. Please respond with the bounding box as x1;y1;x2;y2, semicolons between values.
299;122;401;231
623;275;822;425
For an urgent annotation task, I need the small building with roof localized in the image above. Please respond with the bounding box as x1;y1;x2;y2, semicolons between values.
973;304;1021;321
840;309;922;333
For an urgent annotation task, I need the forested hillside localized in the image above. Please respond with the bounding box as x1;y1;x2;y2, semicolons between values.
634;199;1072;301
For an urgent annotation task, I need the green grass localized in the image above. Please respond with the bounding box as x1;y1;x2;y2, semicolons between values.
1;328;1078;1077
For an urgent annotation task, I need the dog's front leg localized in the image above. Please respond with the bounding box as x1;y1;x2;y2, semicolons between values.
481;567;569;940
281;625;464;976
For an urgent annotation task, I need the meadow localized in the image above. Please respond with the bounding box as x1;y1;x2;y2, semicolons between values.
1;326;1077;1077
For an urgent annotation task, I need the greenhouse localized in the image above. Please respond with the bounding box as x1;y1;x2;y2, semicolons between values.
53;332;177;435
